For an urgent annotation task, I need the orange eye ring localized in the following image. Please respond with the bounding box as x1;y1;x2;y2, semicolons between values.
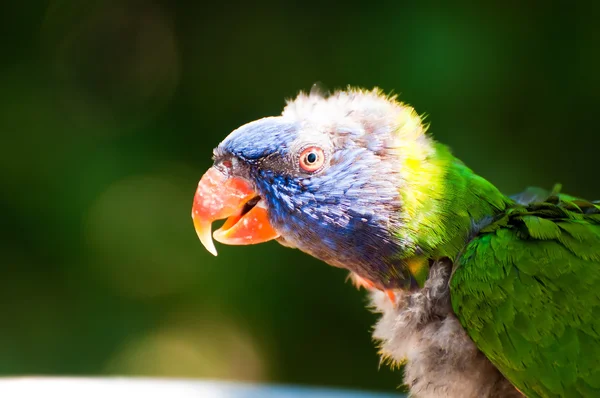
299;146;325;172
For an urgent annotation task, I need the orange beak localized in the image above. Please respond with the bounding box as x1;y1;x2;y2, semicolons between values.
191;166;280;255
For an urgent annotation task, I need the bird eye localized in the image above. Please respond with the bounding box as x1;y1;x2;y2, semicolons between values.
299;146;325;172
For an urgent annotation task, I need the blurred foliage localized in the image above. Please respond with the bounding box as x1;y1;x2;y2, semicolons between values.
0;0;599;394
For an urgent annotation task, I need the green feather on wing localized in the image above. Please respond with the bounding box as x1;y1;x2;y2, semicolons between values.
451;189;600;398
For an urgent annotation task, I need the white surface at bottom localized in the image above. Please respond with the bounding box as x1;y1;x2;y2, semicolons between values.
0;377;403;398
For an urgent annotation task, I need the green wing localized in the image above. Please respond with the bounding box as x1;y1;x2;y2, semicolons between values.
450;190;600;398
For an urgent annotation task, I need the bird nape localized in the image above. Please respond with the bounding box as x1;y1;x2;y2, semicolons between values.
191;87;600;398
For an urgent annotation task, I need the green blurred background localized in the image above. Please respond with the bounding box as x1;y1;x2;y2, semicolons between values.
1;0;599;394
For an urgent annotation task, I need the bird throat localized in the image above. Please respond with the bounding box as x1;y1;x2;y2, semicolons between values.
274;208;428;291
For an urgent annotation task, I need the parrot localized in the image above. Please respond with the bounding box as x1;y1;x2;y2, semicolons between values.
191;87;600;398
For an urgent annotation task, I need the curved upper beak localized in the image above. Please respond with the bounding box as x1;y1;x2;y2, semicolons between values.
191;166;280;255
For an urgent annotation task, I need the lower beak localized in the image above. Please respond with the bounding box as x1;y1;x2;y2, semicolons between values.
191;166;280;255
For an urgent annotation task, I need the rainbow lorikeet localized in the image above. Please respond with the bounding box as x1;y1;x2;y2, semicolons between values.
191;87;600;398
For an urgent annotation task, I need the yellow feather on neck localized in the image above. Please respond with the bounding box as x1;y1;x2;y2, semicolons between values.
387;99;451;257
386;94;507;261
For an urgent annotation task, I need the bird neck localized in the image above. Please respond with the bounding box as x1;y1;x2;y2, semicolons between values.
397;142;510;267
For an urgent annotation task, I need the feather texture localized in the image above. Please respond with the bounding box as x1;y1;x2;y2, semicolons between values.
451;191;600;397
372;260;523;398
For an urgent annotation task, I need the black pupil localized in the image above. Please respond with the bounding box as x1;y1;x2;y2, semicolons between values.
306;152;317;164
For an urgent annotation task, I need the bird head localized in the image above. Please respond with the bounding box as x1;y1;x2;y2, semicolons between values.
192;88;436;290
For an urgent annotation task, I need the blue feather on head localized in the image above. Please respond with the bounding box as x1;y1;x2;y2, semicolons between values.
207;89;422;290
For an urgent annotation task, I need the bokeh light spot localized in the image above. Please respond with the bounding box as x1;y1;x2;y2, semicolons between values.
85;168;204;299
104;312;265;381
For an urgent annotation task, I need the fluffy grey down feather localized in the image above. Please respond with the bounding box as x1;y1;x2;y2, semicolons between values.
370;259;524;398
